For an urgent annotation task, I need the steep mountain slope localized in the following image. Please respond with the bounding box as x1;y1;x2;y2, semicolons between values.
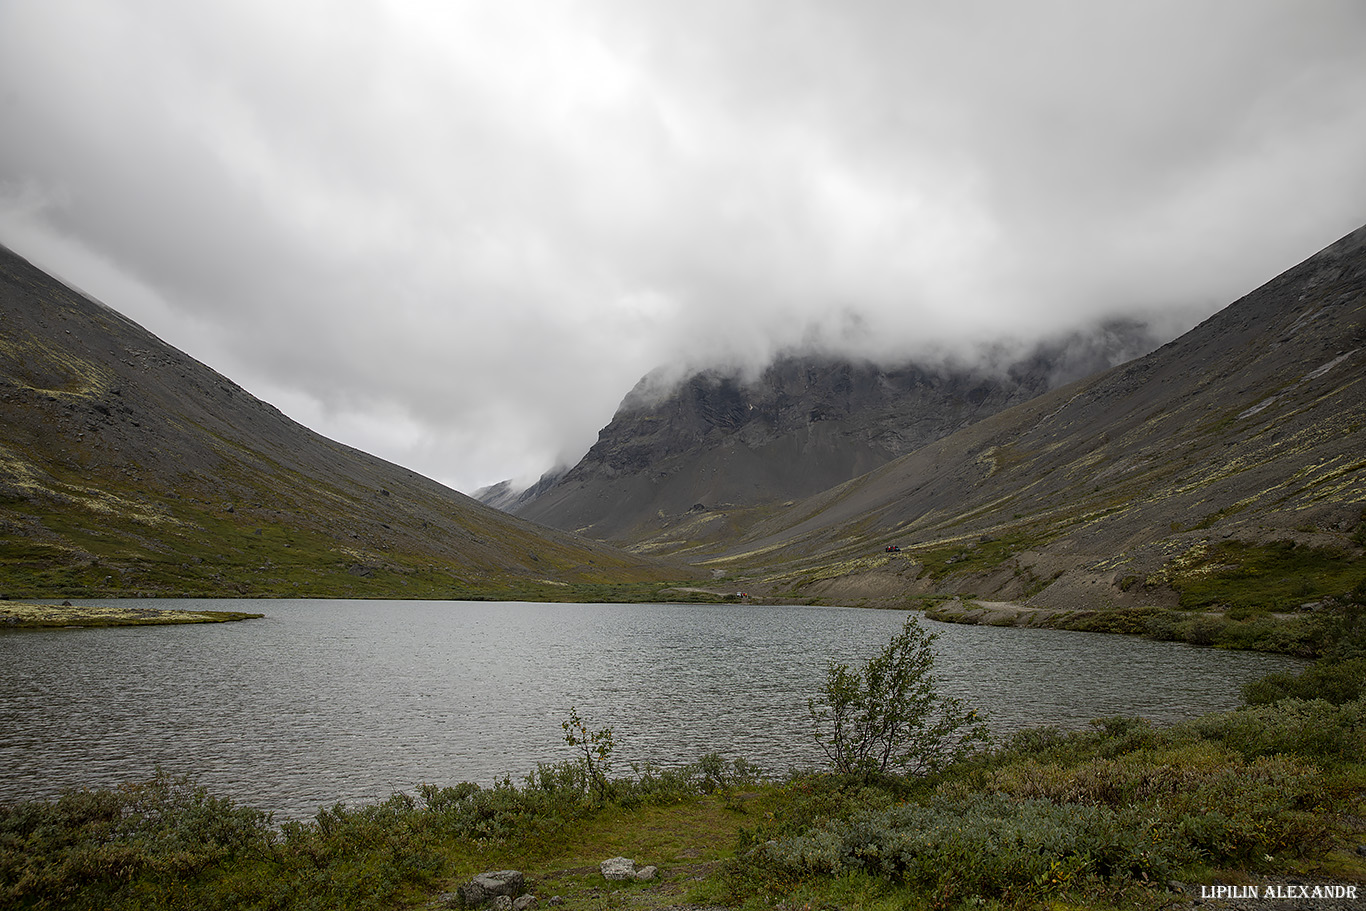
507;325;1157;544
705;225;1366;610
0;244;690;598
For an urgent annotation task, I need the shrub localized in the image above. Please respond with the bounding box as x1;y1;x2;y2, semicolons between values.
418;773;583;842
1242;656;1366;706
562;706;615;804
1186;697;1366;761
0;771;274;910
269;793;446;906
808;615;988;778
752;740;1334;908
754;792;1166;906
615;753;763;807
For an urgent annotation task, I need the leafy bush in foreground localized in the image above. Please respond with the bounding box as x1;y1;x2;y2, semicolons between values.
756;792;1168;905
415;750;762;841
734;695;1353;909
1186;696;1366;761
808;615;988;777
0;748;762;911
753;755;1334;909
0;772;273;910
1242;656;1366;706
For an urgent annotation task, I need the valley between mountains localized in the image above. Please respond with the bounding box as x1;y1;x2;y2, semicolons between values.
2;225;1363;649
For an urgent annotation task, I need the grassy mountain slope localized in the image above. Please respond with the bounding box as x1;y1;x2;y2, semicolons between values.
0;244;693;599
701;225;1366;612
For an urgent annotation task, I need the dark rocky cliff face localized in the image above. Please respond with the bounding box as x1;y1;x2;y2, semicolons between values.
508;322;1161;542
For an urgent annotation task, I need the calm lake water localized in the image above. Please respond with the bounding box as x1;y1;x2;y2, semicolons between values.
0;599;1303;819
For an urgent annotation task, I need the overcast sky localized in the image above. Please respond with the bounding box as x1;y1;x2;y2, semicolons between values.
2;1;1364;494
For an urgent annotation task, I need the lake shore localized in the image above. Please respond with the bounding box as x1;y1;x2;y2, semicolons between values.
0;600;264;629
921;596;1334;656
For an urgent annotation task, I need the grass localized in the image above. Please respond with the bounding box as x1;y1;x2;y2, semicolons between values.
0;445;690;601
1164;539;1366;612
921;592;1366;659
913;532;1041;581
0;495;717;603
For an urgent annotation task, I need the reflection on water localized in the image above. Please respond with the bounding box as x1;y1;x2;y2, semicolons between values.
0;599;1302;818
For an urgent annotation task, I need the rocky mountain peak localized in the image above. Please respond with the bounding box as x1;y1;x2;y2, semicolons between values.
501;320;1163;542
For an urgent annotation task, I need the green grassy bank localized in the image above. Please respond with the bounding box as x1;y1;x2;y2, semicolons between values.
923;597;1365;658
915;548;1366;658
0;601;264;628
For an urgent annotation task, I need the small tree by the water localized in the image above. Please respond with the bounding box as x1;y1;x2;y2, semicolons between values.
562;706;615;802
808;615;988;777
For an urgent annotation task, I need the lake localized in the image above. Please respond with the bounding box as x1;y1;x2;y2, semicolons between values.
0;599;1303;819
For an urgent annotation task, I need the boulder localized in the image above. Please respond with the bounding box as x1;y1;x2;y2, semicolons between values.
458;870;525;906
600;856;638;881
633;865;657;882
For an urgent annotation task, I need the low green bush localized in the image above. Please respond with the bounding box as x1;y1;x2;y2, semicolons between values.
1143;609;1331;656
752;792;1169;906
743;714;1342;908
0;749;763;910
0;771;274;910
1242;656;1366;706
1186;697;1366;761
413;751;763;838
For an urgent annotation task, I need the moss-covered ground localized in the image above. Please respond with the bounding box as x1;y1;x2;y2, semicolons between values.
0;601;263;628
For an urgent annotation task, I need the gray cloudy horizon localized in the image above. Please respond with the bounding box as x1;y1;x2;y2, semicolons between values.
3;1;1364;494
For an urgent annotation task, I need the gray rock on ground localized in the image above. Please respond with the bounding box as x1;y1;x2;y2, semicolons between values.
600;856;659;882
600;856;637;881
457;870;526;907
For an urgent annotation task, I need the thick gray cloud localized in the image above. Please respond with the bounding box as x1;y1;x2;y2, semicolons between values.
3;0;1364;492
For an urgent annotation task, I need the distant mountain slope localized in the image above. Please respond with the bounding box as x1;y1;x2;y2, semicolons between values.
0;244;689;598
473;468;567;514
506;324;1158;544
708;225;1366;610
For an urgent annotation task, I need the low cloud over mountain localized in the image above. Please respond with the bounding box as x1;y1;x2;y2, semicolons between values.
3;2;1364;492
